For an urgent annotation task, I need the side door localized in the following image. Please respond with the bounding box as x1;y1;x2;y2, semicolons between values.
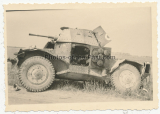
69;43;90;75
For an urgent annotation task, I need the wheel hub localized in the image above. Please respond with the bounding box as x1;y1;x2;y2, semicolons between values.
119;70;136;88
27;64;48;84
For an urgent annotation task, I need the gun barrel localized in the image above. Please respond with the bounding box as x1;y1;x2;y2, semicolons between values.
29;33;56;40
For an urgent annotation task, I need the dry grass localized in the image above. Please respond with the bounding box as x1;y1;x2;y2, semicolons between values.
7;63;21;86
48;79;153;101
8;63;153;101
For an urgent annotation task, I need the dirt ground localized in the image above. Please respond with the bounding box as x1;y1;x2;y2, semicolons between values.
8;85;141;105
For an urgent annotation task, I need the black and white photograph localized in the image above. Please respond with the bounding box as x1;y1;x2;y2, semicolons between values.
4;3;158;111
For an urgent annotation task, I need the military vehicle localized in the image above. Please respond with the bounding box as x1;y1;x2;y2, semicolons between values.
14;26;151;93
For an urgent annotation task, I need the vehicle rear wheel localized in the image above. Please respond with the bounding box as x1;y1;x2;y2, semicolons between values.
19;56;55;92
111;63;141;93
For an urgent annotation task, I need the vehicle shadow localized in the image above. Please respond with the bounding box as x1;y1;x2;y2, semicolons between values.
48;79;112;92
48;79;84;91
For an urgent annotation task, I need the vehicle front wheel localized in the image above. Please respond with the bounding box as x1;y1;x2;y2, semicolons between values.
19;56;55;92
111;63;141;93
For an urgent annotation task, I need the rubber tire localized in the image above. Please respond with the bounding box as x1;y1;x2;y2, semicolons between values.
19;56;55;92
111;63;141;93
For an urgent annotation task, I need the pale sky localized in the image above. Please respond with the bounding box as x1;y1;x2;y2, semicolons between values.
6;8;152;56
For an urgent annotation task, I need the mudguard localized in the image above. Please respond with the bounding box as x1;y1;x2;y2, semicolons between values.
110;59;151;81
110;59;126;73
15;48;69;66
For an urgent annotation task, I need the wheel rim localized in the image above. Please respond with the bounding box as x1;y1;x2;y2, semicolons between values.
119;70;136;88
27;64;48;85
